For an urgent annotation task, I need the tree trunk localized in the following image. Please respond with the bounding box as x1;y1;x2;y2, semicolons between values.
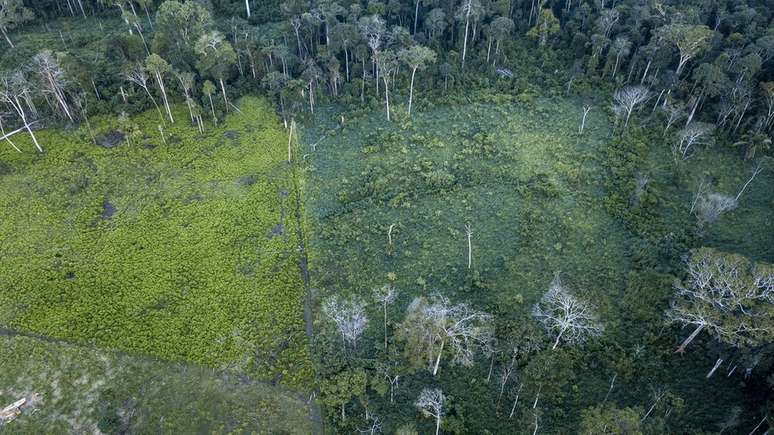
435;415;441;435
383;77;390;121
208;94;216;122
219;79;229;112
461;10;471;70
383;303;388;349
156;73;174;123
2;28;15;48
244;0;251;18
344;48;350;81
552;328;564;350
675;323;704;353
408;67;417;116
640;59;651;84
432;340;445;375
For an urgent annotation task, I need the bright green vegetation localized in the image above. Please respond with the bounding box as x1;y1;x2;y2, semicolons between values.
0;97;312;387
301;93;765;433
0;334;317;434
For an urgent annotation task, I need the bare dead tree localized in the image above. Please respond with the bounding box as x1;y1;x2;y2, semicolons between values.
372;284;399;350
323;296;369;351
508;383;523;419
694;192;737;225
532;273;603;349
125;66;165;125
613;85;650;128
416;388;445;435
735;163;764;201
0;71;42;152
399;293;493;376
641;385;667;422
706;357;723;378
32;50;75;123
673;122;714;160
579;105;592;134
464;223;473;269
666;248;774;354
423;293;493;376
662;101;686;134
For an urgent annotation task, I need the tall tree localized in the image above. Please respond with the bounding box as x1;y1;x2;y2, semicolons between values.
526;8;560;47
667;247;774;353
397;293;493;376
0;71;42;152
146;54;174;123
195;31;237;112
415;388;446;435
657;24;713;78
532;274;603;350
323;296;369;351
398;44;436;116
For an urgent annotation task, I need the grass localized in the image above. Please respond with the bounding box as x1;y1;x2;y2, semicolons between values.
0;97;312;388
0;333;317;434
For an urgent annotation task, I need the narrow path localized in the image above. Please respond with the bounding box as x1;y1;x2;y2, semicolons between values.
289;147;323;433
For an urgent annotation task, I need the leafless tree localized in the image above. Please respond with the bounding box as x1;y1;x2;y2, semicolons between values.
532;273;603;350
399;293;493;376
125;65;165;124
424;294;493;375
464;223;473;269
32;50;74;122
372;284;399;349
662;101;686;134
416;388;445;435
666;248;774;353
641;385;667;422
377;363;400;404
613;85;650;128
735;163;764;201
579;105;592;134
694;192;737;225
673;122;714;160
0;71;42;152
323;296;369;351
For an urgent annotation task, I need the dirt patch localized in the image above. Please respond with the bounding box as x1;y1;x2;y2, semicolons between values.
268;224;284;239
96;131;124;148
238;175;257;186
101;200;117;219
0;161;12;176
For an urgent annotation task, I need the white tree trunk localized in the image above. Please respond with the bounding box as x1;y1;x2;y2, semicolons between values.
408;68;417;116
432;340;445;375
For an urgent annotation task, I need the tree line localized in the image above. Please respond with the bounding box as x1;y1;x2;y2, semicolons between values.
2;0;772;155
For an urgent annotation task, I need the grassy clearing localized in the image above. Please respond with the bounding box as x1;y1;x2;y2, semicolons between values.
0;97;312;387
0;334;316;434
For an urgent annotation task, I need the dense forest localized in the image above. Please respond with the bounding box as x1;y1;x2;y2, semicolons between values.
1;0;773;433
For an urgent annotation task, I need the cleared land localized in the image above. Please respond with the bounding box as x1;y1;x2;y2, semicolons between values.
0;97;312;387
